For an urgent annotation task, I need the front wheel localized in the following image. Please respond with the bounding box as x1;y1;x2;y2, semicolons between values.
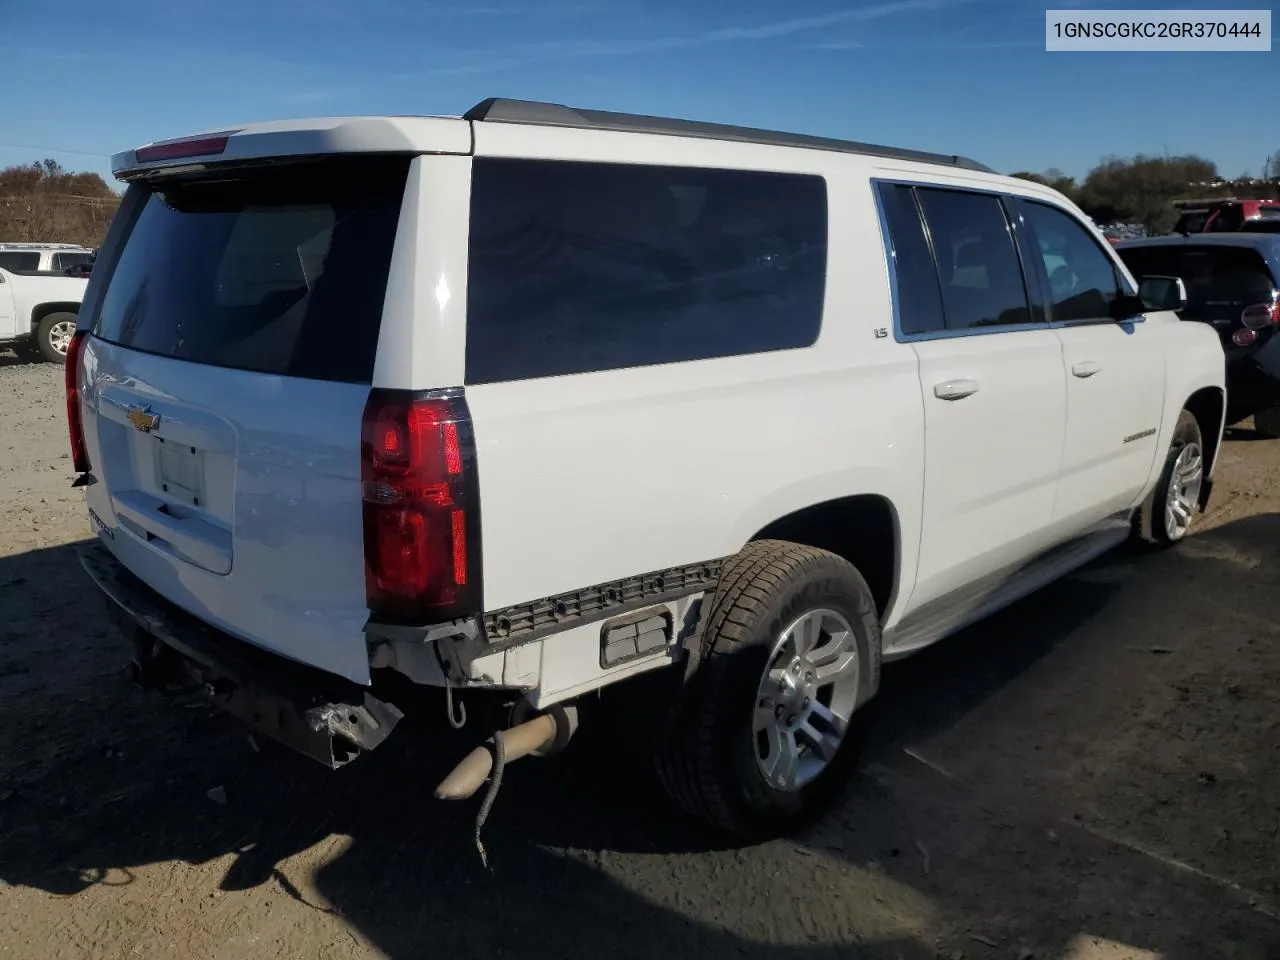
33;312;78;364
655;540;881;839
1136;409;1204;547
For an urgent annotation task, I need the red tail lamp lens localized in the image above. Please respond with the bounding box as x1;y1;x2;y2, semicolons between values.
66;330;90;474
360;390;479;624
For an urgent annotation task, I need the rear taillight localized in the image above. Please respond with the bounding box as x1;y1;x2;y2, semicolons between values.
1240;294;1280;331
360;389;481;624
66;330;90;474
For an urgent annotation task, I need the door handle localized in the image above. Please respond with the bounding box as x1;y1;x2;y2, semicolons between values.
933;379;980;401
1072;360;1102;378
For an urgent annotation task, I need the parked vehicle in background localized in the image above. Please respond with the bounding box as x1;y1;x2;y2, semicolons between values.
69;99;1226;839
1101;223;1146;246
1173;198;1280;235
0;265;87;362
1117;234;1280;437
0;242;96;275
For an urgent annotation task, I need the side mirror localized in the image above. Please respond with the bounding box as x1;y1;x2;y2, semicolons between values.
1137;275;1188;313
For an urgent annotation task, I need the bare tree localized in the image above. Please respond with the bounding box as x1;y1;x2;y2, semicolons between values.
0;159;120;246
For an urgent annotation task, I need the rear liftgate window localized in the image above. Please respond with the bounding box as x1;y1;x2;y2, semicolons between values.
464;158;829;384
94;155;410;384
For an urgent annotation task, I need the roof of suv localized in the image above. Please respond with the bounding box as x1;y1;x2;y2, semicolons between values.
462;98;994;172
114;97;994;180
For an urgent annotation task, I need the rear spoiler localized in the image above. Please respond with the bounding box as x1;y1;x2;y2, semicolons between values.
113;116;472;181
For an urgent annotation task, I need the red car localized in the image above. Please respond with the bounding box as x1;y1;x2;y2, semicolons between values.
1174;198;1280;235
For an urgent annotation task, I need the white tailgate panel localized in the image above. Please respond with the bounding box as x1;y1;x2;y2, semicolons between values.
80;339;373;684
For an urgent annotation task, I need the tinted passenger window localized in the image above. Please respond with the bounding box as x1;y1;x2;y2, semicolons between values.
1021;202;1120;322
94;156;408;383
465;158;828;384
876;183;945;335
0;252;40;272
1209;208;1243;232
915;188;1032;331
53;252;92;272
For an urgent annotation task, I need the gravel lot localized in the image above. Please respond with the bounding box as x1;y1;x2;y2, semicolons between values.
1;352;1278;960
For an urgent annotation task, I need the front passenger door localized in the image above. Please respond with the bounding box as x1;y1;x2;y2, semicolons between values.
1014;199;1166;529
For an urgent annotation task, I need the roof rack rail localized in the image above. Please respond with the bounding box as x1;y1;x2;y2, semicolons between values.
0;241;92;250
464;98;994;174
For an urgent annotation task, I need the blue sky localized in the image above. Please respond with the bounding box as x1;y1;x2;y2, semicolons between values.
3;0;1275;189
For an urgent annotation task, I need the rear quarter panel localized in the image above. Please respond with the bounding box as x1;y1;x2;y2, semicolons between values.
396;141;928;628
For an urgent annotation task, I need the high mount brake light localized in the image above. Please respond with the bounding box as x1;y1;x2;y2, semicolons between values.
360;389;481;624
66;330;90;474
135;135;230;163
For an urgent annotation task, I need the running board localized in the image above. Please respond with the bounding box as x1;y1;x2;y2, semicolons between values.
883;514;1132;661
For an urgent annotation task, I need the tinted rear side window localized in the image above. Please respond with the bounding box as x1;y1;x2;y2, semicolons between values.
915;188;1033;331
1175;213;1207;234
94;156;409;383
0;252;40;272
53;252;92;272
465;158;828;384
875;182;946;336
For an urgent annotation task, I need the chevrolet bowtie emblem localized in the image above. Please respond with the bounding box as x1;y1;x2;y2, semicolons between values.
127;406;161;433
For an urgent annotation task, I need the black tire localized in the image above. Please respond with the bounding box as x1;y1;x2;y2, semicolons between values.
654;539;881;840
33;311;78;364
1253;405;1280;440
1135;409;1204;547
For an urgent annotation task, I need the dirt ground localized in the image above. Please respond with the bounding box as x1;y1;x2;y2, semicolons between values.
1;351;1278;960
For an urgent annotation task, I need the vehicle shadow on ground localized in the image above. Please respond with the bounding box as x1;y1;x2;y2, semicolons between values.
1;517;1278;959
1224;425;1272;442
0;349;37;368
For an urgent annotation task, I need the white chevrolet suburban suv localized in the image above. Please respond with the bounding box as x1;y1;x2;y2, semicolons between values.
69;99;1226;840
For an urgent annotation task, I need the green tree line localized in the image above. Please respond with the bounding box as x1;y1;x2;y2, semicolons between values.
1011;149;1280;234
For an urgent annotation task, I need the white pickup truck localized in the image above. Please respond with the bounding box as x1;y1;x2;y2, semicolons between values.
69;100;1226;841
0;261;87;363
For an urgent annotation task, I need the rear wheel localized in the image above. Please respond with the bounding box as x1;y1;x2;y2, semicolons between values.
1136;409;1204;547
1253;405;1280;439
655;540;880;839
34;312;77;364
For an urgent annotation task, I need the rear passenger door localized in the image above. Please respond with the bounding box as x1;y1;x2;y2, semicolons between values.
876;182;1066;612
1014;199;1166;526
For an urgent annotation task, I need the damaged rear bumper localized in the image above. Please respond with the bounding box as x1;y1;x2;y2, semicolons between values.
78;542;402;768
